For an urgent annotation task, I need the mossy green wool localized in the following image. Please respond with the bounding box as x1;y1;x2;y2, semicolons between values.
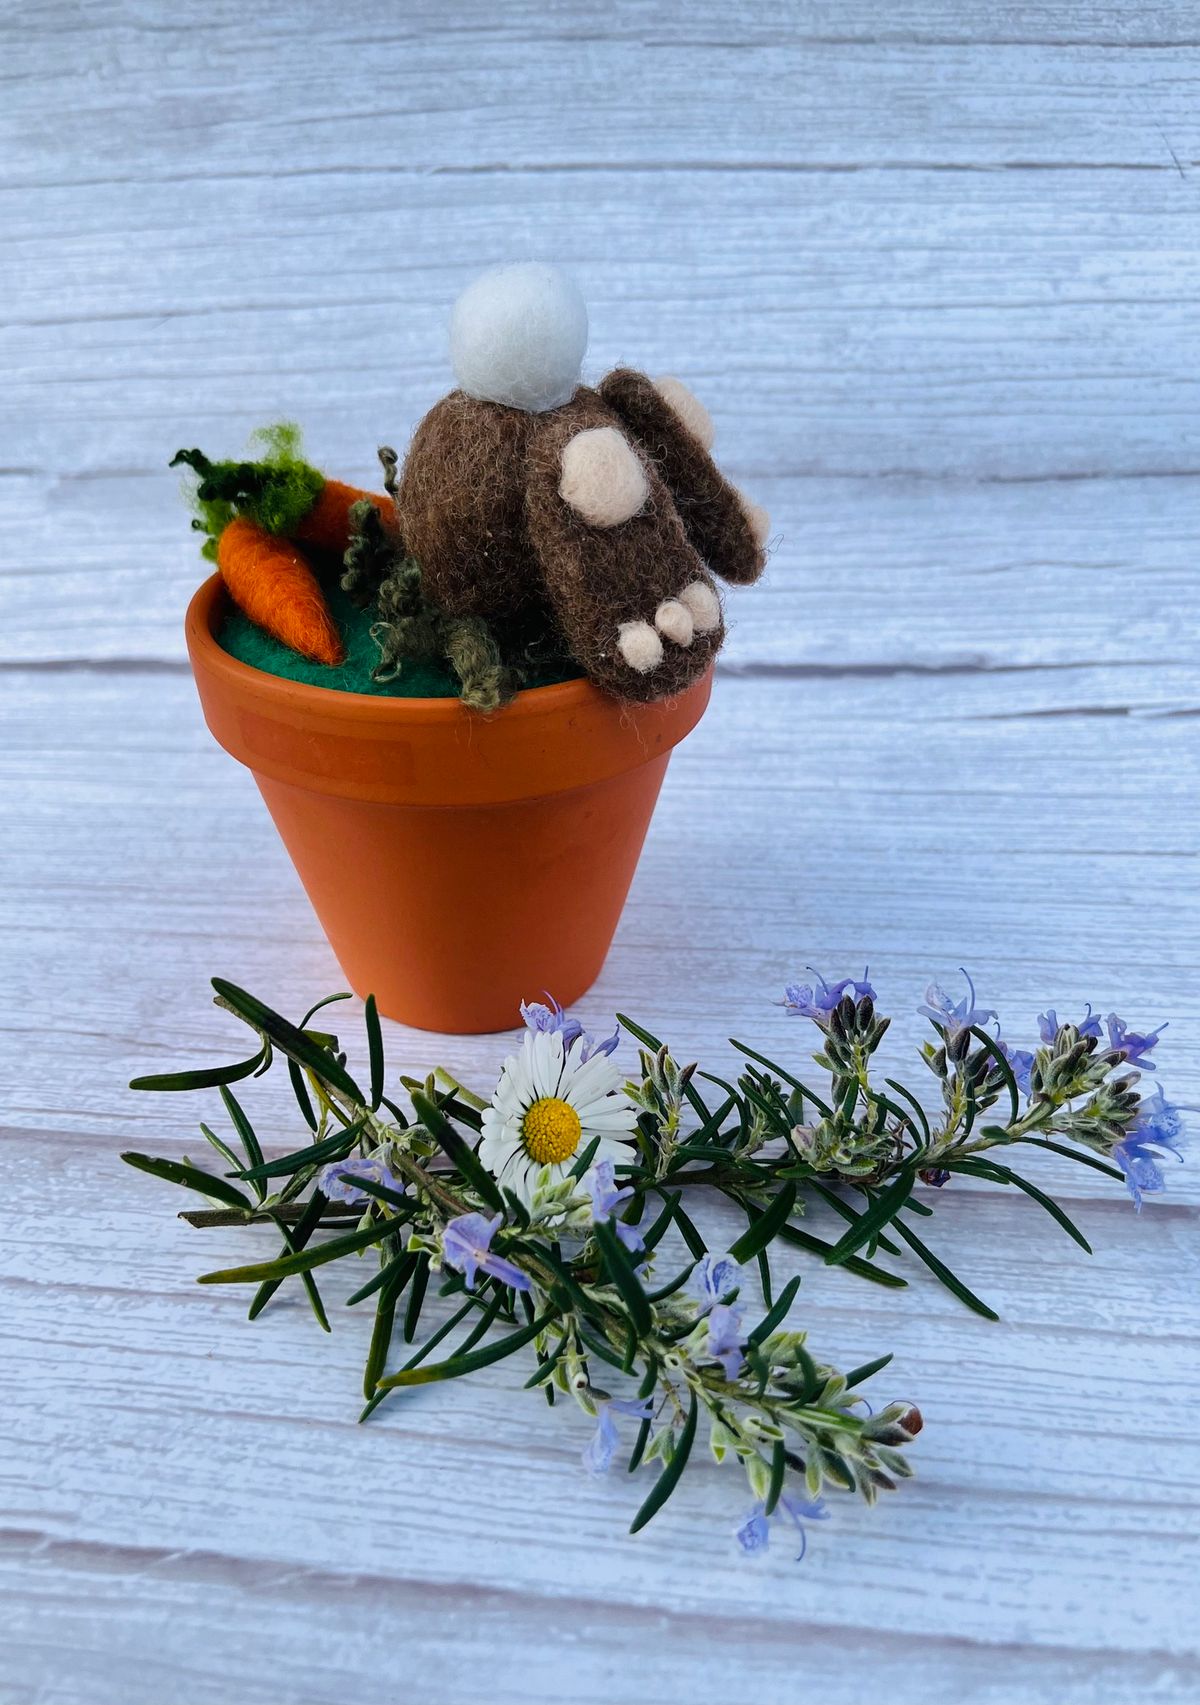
172;423;325;561
219;580;580;701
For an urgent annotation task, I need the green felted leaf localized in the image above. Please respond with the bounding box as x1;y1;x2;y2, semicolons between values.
171;424;324;544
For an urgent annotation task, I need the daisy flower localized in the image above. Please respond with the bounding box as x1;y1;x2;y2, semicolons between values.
479;1028;638;1206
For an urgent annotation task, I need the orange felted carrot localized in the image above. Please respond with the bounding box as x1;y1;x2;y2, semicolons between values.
217;517;345;666
172;426;400;664
293;480;396;557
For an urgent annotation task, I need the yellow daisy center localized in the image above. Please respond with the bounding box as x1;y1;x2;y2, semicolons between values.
521;1095;583;1165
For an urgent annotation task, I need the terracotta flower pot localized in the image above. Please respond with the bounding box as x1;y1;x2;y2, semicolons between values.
186;576;711;1033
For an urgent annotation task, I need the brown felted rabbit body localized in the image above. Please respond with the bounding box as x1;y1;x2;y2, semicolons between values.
394;365;768;703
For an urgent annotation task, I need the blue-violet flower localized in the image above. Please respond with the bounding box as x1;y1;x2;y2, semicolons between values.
1113;1086;1186;1211
1105;1014;1166;1072
992;1035;1035;1096
442;1211;532;1292
706;1302;747;1379
737;1494;829;1560
588;1158;644;1253
1037;1005;1103;1043
918;968;996;1035
688;1252;742;1314
520;994;619;1063
583;1396;655;1476
783;967;875;1020
316;1154;406;1205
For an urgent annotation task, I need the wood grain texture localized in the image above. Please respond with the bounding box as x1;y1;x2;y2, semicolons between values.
1;2;1198;1702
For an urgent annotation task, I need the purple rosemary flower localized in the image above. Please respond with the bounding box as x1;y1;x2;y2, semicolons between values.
1037;1005;1103;1044
316;1154;406;1205
578;1025;620;1062
735;1506;770;1552
587;1158;644;1253
918;968;996;1036
688;1252;742;1315
520;995;584;1050
706;1302;747;1379
1113;1086;1187;1211
520;994;618;1062
1105;1014;1166;1072
782;967;875;1020
442;1211;532;1292
737;1494;829;1560
991;1035;1035;1096
582;1395;655;1476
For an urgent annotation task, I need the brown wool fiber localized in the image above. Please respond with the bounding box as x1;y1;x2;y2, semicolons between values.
390;368;760;703
599;368;766;587
217;517;344;666
395;391;543;634
522;389;725;702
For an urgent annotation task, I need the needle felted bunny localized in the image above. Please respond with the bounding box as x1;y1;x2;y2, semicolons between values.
393;263;770;702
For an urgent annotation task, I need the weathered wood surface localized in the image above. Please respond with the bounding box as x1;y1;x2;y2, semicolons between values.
1;3;1197;1702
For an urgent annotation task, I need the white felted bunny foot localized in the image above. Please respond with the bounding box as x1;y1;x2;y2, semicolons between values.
677;579;722;633
559;427;649;527
616;619;664;674
653;598;695;646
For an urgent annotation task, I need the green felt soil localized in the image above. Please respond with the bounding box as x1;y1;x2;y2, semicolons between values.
219;580;582;699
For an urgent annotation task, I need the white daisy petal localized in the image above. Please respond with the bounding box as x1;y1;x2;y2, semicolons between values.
570;1089;638;1121
573;1112;639;1141
478;1128;513;1171
494;1146;526;1187
478;1026;639;1205
562;1052;624;1105
507;1153;541;1204
523;1030;557;1100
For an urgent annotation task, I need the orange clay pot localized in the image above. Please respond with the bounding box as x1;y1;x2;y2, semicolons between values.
186;575;712;1033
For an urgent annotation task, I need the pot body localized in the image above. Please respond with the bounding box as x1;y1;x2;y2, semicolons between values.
186;577;711;1032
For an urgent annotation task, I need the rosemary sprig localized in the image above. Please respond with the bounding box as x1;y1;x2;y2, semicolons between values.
121;968;1181;1553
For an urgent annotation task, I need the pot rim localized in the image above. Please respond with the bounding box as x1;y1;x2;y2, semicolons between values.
186;573;656;729
185;574;713;806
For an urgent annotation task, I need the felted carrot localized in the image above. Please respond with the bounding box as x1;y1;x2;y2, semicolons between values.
293;480;395;557
216;516;345;666
172;424;397;665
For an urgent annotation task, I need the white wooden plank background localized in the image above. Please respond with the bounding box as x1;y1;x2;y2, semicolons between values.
2;4;1198;1702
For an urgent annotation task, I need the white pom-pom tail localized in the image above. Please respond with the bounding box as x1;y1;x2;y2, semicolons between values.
450;262;588;414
